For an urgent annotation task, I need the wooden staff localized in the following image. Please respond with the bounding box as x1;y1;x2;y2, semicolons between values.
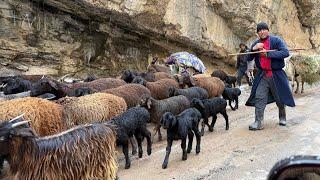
228;48;307;56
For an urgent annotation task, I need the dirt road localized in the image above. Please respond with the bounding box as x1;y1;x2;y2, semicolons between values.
118;86;320;180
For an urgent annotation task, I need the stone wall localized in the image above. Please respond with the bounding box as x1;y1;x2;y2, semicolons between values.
0;0;319;78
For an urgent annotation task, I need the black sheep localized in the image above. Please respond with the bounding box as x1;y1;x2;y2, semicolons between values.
69;87;94;97
121;69;155;83
168;86;208;101
161;108;202;169
3;76;32;95
226;75;237;87
83;74;97;82
107;107;152;169
222;87;241;110
191;98;229;136
211;69;227;81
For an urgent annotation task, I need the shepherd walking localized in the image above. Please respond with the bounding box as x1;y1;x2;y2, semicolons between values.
246;22;295;130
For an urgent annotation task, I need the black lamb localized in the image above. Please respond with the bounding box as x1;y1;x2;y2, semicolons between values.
121;69;155;83
161;108;202;169
168;87;208;101
106;107;152;169
191;97;229;136
222;87;241;110
225;75;237;87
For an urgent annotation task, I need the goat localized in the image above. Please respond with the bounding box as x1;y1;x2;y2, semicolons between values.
0;115;118;180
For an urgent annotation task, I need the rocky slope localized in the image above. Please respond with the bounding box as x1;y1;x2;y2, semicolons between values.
0;0;319;78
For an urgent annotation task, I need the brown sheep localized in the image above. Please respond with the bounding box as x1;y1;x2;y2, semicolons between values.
132;77;179;100
0;116;118;180
154;72;175;81
0;97;66;136
194;76;225;98
147;64;171;74
55;93;127;128
102;84;152;108
31;77;126;98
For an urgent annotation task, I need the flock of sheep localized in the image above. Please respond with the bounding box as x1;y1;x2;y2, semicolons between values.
0;60;242;179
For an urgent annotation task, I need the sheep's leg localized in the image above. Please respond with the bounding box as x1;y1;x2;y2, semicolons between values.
157;124;163;141
221;110;229;130
301;80;305;93
129;137;138;155
235;96;239;109
201;117;209;136
291;77;295;92
295;79;299;94
187;131;194;153
135;134;144;158
181;137;187;161
162;139;173;169
193;127;201;154
229;100;236;111
209;114;217;131
152;124;162;142
0;155;4;176
122;140;131;169
142;127;152;155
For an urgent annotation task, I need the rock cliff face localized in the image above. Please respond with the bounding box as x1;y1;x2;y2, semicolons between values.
0;0;319;77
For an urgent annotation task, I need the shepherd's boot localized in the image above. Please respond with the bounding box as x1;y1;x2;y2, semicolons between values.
249;110;264;130
279;107;286;126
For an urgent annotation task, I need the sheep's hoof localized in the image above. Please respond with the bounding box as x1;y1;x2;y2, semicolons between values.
209;127;214;132
226;126;229;130
182;154;187;161
139;151;143;158
162;163;168;169
125;163;131;169
187;148;192;153
294;91;298;94
132;149;137;155
147;148;152;155
196;146;200;154
200;130;205;136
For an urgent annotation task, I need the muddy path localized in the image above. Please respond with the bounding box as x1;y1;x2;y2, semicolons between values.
118;85;320;180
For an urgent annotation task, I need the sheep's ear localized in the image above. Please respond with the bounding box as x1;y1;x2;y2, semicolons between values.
48;80;59;90
198;100;205;109
189;76;196;86
171;116;177;128
147;98;152;109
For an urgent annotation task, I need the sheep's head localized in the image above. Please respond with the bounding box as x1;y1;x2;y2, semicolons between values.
139;97;153;109
191;98;205;109
69;87;93;97
83;74;97;82
132;76;146;86
175;72;196;88
0;114;35;156
168;87;176;97
161;112;177;129
31;77;60;97
3;77;30;95
121;70;135;83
